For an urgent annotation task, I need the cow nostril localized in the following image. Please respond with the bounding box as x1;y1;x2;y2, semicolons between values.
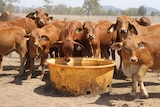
34;43;40;47
87;34;95;40
130;58;138;62
120;29;127;34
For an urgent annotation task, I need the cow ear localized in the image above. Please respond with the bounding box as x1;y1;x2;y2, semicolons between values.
24;34;31;41
110;42;123;50
107;23;117;33
41;35;49;41
138;41;147;49
47;16;53;22
27;16;37;20
129;23;138;35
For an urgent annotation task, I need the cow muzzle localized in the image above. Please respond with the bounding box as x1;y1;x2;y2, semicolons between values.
130;56;138;63
87;34;95;40
120;28;127;34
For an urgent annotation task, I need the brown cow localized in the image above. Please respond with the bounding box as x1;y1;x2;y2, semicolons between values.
0;21;13;28
0;10;19;21
83;20;117;59
0;18;37;34
9;18;37;34
107;15;157;41
54;20;84;62
26;8;53;28
136;16;151;26
25;24;60;79
108;15;160;74
111;35;160;98
48;20;67;31
0;26;27;76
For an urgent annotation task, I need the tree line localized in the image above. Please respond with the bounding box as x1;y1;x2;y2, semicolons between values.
0;0;160;16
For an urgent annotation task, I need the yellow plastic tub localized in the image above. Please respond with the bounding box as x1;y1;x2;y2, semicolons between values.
47;57;116;95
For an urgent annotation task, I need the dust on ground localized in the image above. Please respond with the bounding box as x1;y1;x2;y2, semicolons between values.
0;52;160;107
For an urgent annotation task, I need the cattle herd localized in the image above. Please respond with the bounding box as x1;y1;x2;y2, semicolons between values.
0;8;159;99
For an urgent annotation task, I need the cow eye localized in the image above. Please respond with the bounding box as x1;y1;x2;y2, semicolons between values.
138;43;145;49
76;28;82;32
41;36;47;41
124;46;129;52
117;21;122;25
126;21;129;24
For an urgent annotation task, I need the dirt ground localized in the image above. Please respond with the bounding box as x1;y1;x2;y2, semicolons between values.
0;52;160;107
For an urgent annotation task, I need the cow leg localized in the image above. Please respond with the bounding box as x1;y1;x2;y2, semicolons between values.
101;46;110;59
93;44;101;58
0;55;3;72
39;56;47;80
131;75;137;97
137;65;150;98
138;80;148;98
16;44;27;76
17;54;26;76
27;57;34;79
111;49;115;60
118;50;123;73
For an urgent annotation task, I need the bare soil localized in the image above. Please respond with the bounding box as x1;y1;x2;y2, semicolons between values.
0;52;160;107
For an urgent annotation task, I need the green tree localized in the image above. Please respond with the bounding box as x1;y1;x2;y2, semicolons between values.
137;5;146;16
107;9;114;16
70;7;84;15
90;7;106;15
52;4;69;14
4;0;19;11
151;11;155;16
43;0;53;13
0;0;5;12
82;0;101;15
121;8;137;16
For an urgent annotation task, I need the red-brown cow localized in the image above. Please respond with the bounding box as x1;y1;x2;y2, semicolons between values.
9;18;37;34
55;20;84;62
26;8;53;28
108;15;160;74
0;10;19;21
83;20;117;59
26;24;60;79
48;20;67;31
0;26;27;76
111;35;160;98
107;15;158;41
0;18;37;34
136;16;151;26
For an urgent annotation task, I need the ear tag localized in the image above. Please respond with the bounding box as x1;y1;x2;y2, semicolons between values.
109;27;114;33
77;46;82;51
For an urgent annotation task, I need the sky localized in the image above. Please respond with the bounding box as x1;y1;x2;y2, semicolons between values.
16;0;160;10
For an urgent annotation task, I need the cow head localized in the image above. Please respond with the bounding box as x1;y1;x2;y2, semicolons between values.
107;15;138;41
111;36;147;63
25;29;50;58
83;21;96;40
54;39;84;62
26;9;53;28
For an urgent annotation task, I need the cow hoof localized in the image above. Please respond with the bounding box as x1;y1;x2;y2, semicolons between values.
130;92;136;97
27;75;32;80
37;75;44;80
16;73;23;77
141;93;149;99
